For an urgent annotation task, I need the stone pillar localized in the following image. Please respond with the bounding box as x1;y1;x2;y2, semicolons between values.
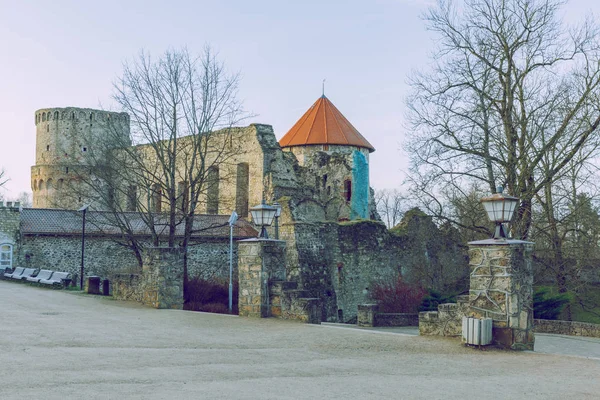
238;239;286;318
357;304;378;327
141;247;184;310
468;240;535;350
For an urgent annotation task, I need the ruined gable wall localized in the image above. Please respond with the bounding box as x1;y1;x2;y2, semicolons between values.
279;217;401;322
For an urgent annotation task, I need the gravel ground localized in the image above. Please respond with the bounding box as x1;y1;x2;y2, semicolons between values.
1;280;599;400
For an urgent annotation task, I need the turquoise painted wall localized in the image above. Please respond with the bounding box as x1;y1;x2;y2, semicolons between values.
351;151;369;220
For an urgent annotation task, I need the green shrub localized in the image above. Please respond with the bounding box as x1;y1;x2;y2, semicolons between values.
533;287;571;320
419;290;457;312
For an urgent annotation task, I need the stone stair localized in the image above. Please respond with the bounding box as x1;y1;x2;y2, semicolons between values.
270;280;321;324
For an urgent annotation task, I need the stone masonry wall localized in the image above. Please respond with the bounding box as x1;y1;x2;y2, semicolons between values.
238;239;286;318
112;247;184;309
0;207;20;245
281;219;401;323
18;234;237;282
0;206;21;270
534;319;600;339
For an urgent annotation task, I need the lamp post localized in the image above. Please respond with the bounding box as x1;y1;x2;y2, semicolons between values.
78;204;90;289
273;202;282;240
228;211;238;313
249;200;277;239
480;187;519;239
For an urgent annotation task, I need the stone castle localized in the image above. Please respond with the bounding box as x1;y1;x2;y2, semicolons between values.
2;95;407;322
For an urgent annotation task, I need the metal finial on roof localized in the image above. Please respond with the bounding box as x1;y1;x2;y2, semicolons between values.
322;79;326;97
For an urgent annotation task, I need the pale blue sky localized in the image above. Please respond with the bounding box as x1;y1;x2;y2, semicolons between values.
1;0;598;199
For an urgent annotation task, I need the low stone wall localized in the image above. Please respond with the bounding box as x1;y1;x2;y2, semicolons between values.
418;296;470;337
357;304;418;327
534;319;600;339
376;313;419;327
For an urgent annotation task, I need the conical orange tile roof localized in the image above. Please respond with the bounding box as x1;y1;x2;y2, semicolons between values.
279;96;375;152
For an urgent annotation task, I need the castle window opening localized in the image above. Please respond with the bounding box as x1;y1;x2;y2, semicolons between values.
344;179;352;202
54;111;59;120
38;180;44;191
46;145;50;151
65;167;69;173
322;174;328;188
0;244;13;269
71;112;75;119
235;163;249;217
177;181;189;213
82;147;87;152
42;113;46;122
126;185;137;211
206;167;219;214
107;187;115;209
47;125;49;132
152;183;162;212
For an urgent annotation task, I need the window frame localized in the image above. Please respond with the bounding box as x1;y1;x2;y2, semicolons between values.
0;243;13;269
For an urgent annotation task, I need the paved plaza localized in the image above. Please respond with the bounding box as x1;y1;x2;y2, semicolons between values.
1;280;599;399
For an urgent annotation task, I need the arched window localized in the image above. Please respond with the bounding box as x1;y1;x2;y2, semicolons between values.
344;179;352;202
42;113;46;122
206;167;219;214
38;180;45;191
235;163;249;217
46;178;53;194
126;185;137;211
177;181;189;213
54;111;59;120
151;183;162;212
0;244;13;269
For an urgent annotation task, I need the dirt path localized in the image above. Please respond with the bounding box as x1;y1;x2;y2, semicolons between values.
1;280;599;399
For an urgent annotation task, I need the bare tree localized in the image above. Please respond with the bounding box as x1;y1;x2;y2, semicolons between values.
16;192;32;207
406;0;600;240
67;47;247;279
374;188;406;228
0;169;7;193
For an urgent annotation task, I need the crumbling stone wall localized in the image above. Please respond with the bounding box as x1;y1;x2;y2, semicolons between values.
280;219;402;322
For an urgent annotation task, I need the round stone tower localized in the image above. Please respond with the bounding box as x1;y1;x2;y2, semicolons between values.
31;107;130;209
279;95;375;220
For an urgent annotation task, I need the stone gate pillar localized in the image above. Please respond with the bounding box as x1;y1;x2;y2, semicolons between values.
141;247;184;310
468;239;534;350
238;239;286;318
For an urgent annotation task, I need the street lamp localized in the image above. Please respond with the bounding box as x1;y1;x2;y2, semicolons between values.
249;200;277;239
273;202;282;240
78;204;90;289
481;187;519;239
228;210;238;313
